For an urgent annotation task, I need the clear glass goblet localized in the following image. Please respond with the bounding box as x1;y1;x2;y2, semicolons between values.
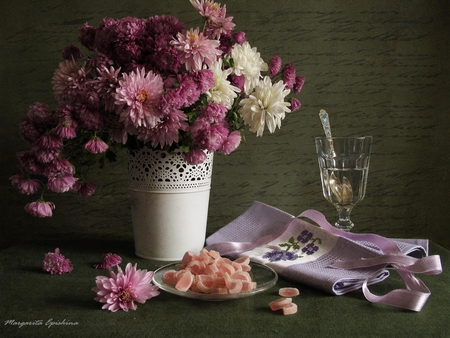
315;136;372;231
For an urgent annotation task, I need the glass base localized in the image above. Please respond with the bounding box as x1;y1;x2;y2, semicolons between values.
334;219;354;232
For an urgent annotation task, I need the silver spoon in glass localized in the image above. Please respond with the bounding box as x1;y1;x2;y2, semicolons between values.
319;109;353;204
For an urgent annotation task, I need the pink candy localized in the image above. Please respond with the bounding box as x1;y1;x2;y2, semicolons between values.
162;249;256;295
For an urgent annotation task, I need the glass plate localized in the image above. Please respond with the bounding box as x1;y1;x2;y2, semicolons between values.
152;261;278;301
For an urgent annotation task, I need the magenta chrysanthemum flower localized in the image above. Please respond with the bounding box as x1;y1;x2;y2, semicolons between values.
52;59;90;102
72;181;98;197
282;62;296;89
92;263;160;312
94;253;122;269
138;108;187;148
78;22;97;51
34;147;60;164
293;75;305;94
219;130;242;155
54;122;76;139
47;174;78;193
24;199;55;218
184;148;208;165
27;102;54;126
35;134;63;149
229;74;245;93
290;98;301;112
96;66;121;112
42;248;73;274
115;68;164;129
10;174;42;195
190;0;236;39
62;44;84;61
172;28;222;71
269;56;282;77
17;150;46;176
19;116;44;144
190;0;223;20
233;31;246;44
84;137;109;154
47;158;75;176
189;118;228;152
199;102;227;123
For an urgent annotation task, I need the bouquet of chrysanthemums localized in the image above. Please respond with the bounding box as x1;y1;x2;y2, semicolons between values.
10;0;305;217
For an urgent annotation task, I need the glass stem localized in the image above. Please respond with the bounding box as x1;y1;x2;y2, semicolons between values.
334;205;354;232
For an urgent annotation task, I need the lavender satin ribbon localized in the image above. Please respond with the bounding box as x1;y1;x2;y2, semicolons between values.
299;209;443;312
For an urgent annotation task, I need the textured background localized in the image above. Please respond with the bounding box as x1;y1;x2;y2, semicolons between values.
1;0;449;250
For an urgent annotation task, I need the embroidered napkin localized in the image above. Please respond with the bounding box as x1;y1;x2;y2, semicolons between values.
205;201;441;311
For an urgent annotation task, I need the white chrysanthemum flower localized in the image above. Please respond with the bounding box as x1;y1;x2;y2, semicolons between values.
206;59;240;109
239;76;291;137
231;42;268;94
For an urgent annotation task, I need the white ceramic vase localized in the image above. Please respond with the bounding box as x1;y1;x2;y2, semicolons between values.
127;147;213;261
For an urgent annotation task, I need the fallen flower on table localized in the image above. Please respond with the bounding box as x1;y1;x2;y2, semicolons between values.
93;252;122;269
42;248;73;274
92;263;160;312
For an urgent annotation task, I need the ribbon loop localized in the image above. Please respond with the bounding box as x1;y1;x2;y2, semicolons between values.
298;209;442;312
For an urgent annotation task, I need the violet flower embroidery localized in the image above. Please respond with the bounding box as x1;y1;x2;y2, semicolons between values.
263;250;298;262
302;243;319;255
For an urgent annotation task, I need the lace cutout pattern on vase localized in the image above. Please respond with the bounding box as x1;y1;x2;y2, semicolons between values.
128;147;214;191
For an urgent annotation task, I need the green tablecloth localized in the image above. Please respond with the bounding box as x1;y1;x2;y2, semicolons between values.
1;240;448;338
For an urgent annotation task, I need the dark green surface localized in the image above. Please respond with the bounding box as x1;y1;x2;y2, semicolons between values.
1;240;448;338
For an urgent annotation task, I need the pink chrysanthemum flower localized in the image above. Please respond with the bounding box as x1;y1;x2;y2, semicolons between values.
190;0;223;20
19;116;44;144
72;181;98;197
47;174;78;193
199;102;228;123
172;28;222;71
46;158;75;176
269;56;282;77
115;68;164;129
184;148;208;165
190;0;236;39
92;263;160;312
139;108;187;148
52;59;90;102
34;147;60;164
10;174;42;195
42;248;73;274
84;137;109;154
293;76;305;94
93;253;122;269
290;98;301;112
219;130;242;155
96;66;121;112
24;199;55;218
27;102;54;125
189;118;228;152
282;62;296;89
35;134;63;149
229;74;245;93
62;44;84;61
54;122;77;139
17;150;46;176
233;31;246;44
